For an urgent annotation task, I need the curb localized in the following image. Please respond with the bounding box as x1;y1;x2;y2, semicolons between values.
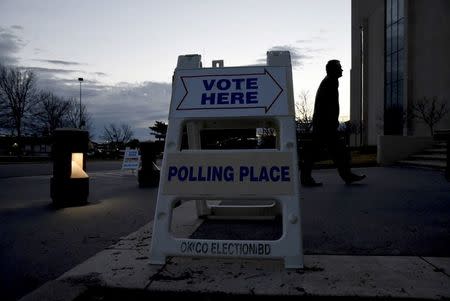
20;202;450;301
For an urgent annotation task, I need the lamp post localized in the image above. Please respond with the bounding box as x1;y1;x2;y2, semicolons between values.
78;77;84;128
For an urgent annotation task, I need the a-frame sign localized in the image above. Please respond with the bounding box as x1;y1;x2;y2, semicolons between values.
150;51;303;268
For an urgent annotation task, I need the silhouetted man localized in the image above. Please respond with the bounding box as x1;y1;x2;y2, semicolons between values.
300;60;366;186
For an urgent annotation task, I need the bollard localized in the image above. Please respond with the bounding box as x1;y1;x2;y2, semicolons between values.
50;128;89;207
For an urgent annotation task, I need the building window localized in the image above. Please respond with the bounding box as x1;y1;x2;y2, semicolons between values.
385;0;405;134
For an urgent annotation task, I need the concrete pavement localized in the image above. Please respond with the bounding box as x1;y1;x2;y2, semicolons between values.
20;166;450;300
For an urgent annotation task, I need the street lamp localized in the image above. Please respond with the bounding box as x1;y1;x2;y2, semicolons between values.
78;77;84;128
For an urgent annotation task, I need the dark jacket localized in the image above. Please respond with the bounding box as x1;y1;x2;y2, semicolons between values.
312;76;340;135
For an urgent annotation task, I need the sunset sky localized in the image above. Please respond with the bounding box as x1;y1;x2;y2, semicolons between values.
0;0;351;140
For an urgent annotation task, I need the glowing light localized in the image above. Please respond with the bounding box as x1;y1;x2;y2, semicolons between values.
71;153;88;178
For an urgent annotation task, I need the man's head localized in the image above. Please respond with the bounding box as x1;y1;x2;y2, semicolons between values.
326;60;343;78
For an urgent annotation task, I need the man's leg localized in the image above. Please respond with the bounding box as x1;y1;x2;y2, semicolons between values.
299;134;322;186
327;133;365;184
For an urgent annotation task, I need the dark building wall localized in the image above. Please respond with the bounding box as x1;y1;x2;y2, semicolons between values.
407;0;450;135
352;0;450;144
366;4;385;144
351;0;384;145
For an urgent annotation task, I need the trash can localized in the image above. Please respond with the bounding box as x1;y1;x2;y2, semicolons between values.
138;141;163;188
50;128;89;206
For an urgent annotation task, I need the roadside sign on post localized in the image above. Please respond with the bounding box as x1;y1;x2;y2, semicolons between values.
150;51;303;268
121;148;140;171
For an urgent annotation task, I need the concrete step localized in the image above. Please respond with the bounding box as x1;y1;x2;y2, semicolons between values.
423;148;447;154
432;143;447;149
409;154;447;161
397;159;446;169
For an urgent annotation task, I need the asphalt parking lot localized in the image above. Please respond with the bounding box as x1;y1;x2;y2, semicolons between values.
1;163;450;300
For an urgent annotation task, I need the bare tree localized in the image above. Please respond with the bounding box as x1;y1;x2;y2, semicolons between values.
258;127;276;148
32;92;72;136
295;90;313;134
101;123;134;146
0;65;38;147
410;96;449;135
0;91;10;134
65;97;93;132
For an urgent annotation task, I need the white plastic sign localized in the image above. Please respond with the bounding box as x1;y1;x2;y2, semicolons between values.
161;152;294;196
170;67;288;118
150;51;303;269
121;148;140;170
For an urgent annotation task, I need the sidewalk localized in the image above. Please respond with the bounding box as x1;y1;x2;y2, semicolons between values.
21;199;450;300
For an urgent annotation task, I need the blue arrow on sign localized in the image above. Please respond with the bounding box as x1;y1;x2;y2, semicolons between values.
176;69;284;113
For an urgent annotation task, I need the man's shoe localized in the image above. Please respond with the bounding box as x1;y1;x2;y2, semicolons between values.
301;178;323;187
343;173;366;184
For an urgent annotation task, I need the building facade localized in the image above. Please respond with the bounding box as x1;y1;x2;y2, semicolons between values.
351;0;450;146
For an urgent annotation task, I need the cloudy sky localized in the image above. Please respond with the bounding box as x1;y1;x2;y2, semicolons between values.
0;0;351;141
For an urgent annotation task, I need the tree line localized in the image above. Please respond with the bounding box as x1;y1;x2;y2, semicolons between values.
0;65;91;142
0;64;142;155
